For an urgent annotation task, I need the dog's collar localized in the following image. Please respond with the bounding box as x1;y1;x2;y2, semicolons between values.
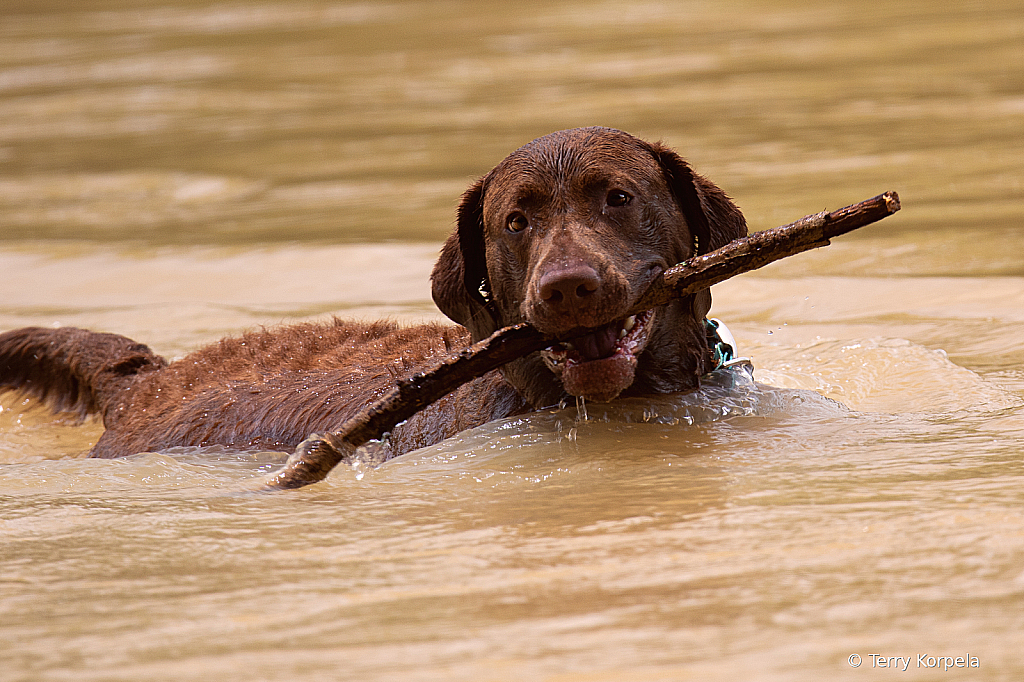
705;318;751;372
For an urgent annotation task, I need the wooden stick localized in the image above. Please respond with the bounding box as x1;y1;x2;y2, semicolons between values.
262;191;900;490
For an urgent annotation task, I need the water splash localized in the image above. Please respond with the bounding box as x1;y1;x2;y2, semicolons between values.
576;395;589;422
347;432;393;479
753;337;1022;415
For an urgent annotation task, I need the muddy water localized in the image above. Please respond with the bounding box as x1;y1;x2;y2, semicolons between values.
2;1;1024;680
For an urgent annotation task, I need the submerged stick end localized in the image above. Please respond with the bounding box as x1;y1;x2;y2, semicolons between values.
260;432;356;491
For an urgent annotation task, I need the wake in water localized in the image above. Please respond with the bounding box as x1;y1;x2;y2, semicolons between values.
344;335;1021;478
555;362;846;428
341;362;848;476
2;335;1018;483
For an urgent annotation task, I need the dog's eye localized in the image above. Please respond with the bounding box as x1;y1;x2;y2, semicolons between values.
506;212;529;233
607;189;632;207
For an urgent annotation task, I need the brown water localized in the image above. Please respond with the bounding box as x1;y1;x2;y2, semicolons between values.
2;1;1023;680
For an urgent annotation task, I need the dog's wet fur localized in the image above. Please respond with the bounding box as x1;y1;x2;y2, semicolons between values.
0;127;746;459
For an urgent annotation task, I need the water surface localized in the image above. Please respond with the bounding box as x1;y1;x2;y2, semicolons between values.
2;1;1023;680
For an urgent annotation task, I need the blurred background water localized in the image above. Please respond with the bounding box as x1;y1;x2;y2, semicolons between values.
1;1;1023;680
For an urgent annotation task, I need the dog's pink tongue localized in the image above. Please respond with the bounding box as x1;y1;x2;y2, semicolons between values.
573;323;620;360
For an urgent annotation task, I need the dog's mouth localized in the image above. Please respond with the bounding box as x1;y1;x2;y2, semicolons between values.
540;309;655;402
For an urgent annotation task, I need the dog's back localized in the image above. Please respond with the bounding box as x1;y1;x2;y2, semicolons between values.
0;320;527;458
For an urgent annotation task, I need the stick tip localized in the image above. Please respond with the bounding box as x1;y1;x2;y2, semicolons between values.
883;191;901;214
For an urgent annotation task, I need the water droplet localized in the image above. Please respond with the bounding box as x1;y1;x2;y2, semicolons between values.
576;395;588;422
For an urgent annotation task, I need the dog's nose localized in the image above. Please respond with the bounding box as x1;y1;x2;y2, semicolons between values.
537;265;601;310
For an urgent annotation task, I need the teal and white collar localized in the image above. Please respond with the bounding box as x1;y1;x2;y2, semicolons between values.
705;318;751;372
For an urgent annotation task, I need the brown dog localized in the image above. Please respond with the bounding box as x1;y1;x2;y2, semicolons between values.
0;127;746;459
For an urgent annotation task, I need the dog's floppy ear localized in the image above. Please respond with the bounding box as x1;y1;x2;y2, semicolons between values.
648;142;747;321
648;142;747;255
430;176;501;341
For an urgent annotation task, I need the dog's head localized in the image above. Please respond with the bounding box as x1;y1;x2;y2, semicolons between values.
431;127;746;406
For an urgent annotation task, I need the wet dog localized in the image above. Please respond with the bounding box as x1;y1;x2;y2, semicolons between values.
0;127;746;459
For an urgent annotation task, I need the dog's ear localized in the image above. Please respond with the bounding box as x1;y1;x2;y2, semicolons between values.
430;176;501;341
648;142;747;321
648;142;747;256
